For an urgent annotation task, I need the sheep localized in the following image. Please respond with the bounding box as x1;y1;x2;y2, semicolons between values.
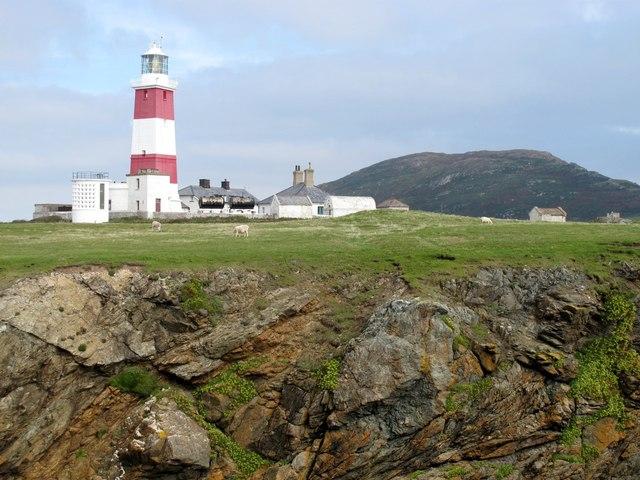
480;217;493;224
233;224;249;237
151;220;162;232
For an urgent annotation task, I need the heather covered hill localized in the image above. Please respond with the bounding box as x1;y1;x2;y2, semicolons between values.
320;150;640;220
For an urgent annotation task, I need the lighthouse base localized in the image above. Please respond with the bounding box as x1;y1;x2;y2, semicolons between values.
126;172;183;218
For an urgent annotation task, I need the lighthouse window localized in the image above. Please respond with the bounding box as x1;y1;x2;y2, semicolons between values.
136;200;140;211
136;178;140;190
143;90;148;100
163;91;167;101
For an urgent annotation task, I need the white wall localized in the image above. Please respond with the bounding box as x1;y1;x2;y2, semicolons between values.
127;174;182;218
72;179;109;223
131;118;176;155
109;183;129;212
529;209;566;222
276;204;313;218
325;196;376;217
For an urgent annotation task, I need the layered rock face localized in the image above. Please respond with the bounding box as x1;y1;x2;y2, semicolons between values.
0;266;638;479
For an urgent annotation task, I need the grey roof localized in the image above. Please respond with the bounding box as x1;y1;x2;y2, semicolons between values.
276;195;312;206
259;183;329;204
532;206;566;216
257;195;274;205
179;185;257;200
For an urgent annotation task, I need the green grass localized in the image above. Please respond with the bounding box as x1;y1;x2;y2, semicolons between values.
445;377;493;412
2;211;640;290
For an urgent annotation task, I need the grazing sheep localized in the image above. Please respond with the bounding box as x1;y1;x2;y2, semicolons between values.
233;224;249;237
480;217;493;224
151;220;162;232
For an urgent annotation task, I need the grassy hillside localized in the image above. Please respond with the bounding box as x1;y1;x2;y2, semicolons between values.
2;211;639;289
320;150;640;220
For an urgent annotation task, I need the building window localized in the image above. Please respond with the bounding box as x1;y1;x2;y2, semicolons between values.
143;90;148;99
155;198;161;212
99;183;105;209
108;199;112;211
317;205;324;215
163;90;167;100
136;178;140;190
136;200;140;211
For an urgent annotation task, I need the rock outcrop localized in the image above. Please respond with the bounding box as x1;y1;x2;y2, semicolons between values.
0;266;638;479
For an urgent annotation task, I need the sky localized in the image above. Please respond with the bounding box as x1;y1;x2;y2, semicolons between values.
0;0;639;220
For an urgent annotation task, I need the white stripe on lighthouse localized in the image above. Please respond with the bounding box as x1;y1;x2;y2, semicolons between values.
130;118;176;156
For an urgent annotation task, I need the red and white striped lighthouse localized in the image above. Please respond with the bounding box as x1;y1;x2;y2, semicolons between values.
130;42;178;183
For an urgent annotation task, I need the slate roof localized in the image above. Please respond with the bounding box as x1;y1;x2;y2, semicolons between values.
276;195;313;206
179;185;257;200
377;198;409;209
532;206;566;216
259;183;329;205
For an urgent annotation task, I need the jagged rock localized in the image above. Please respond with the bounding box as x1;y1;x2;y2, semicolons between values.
120;397;211;472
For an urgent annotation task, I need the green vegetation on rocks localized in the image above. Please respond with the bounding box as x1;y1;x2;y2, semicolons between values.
561;292;639;458
179;278;223;318
315;358;341;390
195;359;264;417
445;377;493;412
109;366;161;398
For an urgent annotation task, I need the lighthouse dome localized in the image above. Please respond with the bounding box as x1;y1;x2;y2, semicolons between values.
141;41;168;75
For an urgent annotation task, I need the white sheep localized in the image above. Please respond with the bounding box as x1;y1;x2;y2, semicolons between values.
480;217;493;224
151;220;162;232
233;224;249;237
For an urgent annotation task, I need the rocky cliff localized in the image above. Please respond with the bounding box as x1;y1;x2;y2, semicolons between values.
0;265;638;479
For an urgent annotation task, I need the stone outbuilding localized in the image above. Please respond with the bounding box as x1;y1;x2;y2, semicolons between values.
377;198;409;211
529;206;567;223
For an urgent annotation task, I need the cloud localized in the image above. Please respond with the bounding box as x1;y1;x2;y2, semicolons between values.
611;126;640;136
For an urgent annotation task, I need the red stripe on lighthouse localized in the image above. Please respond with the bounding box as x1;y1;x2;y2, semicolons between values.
130;154;178;184
133;88;174;120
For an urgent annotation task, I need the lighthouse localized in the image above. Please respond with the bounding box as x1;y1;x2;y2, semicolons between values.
125;42;182;216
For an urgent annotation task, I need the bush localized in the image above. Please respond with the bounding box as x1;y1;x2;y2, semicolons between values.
315;358;341;390
110;366;161;397
78;343;87;352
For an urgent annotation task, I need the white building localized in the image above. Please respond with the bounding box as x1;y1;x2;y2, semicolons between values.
127;169;183;217
325;196;376;217
71;172;110;223
258;164;375;219
529;206;567;222
179;179;257;216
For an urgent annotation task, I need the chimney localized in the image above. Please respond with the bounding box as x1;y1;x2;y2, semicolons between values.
221;179;230;190
303;162;314;187
199;178;210;189
292;165;304;186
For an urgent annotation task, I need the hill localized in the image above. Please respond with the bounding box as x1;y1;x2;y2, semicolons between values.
320;149;640;220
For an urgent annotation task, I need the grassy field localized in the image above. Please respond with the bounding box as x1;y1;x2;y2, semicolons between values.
1;211;639;289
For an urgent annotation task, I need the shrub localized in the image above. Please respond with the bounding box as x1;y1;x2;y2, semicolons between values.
78;343;87;352
109;366;161;397
453;334;471;351
75;448;87;460
315;358;341;390
445;378;492;413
